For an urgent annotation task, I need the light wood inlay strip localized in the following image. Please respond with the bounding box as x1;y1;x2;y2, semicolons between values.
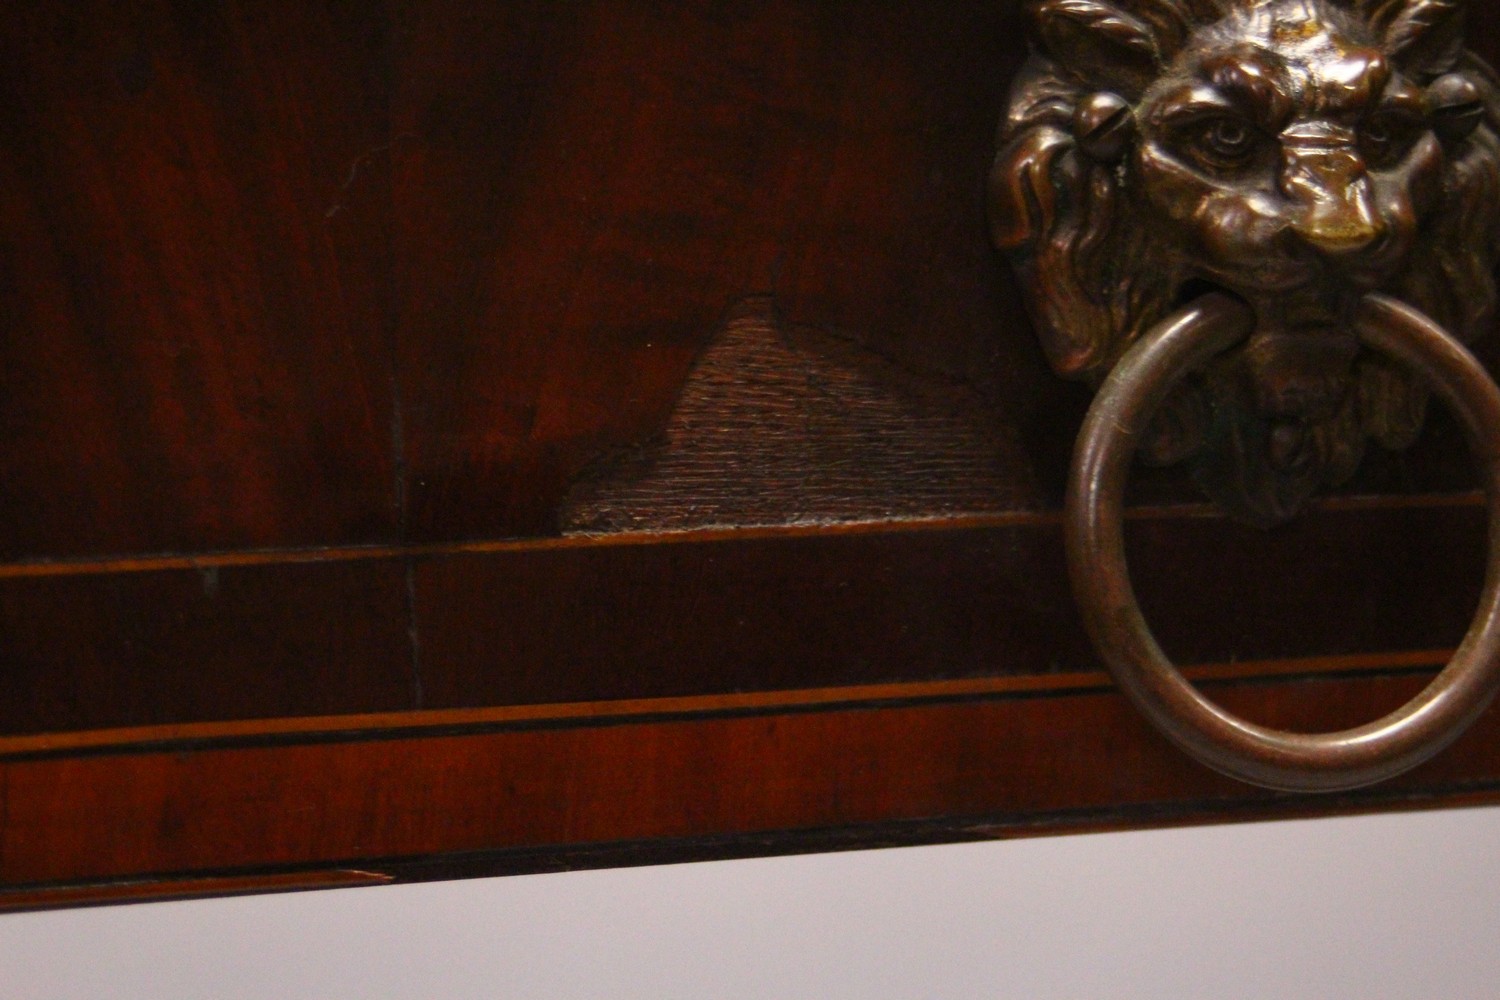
0;648;1451;759
0;869;394;912
0;492;1480;581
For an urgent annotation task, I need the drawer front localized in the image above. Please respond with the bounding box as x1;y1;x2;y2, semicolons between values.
3;0;1498;906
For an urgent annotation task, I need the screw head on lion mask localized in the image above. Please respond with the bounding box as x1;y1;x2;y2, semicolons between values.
992;0;1500;524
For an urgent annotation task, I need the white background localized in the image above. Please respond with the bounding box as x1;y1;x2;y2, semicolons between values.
3;806;1498;999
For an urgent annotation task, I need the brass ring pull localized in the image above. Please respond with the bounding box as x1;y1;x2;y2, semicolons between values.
1067;293;1500;792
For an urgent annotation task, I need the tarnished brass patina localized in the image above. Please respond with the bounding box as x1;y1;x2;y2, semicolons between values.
993;0;1500;524
1067;292;1500;791
995;0;1500;791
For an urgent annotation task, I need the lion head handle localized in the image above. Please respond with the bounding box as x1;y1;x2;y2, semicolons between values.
992;0;1500;524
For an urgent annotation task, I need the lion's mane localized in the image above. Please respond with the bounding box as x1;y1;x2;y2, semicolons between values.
992;0;1500;519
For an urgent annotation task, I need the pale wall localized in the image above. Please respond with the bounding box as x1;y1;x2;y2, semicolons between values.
4;806;1498;999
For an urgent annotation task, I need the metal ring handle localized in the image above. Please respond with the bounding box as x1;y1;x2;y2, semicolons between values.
1066;292;1500;792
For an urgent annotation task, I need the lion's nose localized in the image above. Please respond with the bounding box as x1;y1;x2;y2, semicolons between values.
1280;144;1384;258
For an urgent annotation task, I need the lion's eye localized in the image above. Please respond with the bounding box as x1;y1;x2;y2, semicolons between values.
1186;115;1264;170
1208;119;1251;153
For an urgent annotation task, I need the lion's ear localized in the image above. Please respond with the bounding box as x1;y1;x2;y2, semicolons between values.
1367;0;1466;78
1028;0;1192;97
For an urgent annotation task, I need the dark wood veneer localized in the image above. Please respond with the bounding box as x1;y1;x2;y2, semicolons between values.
3;668;1497;903
0;501;1482;736
0;1;396;558
2;0;1499;905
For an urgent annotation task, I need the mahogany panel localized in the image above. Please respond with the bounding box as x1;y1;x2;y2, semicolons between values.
4;0;1495;559
0;498;1477;738
1128;500;1485;668
2;0;1500;909
3;672;1497;891
0;559;414;735
0;0;397;558
391;0;1046;541
416;503;1481;708
389;0;1500;542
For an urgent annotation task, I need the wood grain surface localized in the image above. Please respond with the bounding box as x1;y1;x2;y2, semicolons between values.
0;501;1481;735
0;557;415;734
0;1;396;559
4;668;1500;902
3;0;1493;555
390;0;1040;539
2;0;1500;903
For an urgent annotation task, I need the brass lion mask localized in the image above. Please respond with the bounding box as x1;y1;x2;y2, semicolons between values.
993;0;1500;523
